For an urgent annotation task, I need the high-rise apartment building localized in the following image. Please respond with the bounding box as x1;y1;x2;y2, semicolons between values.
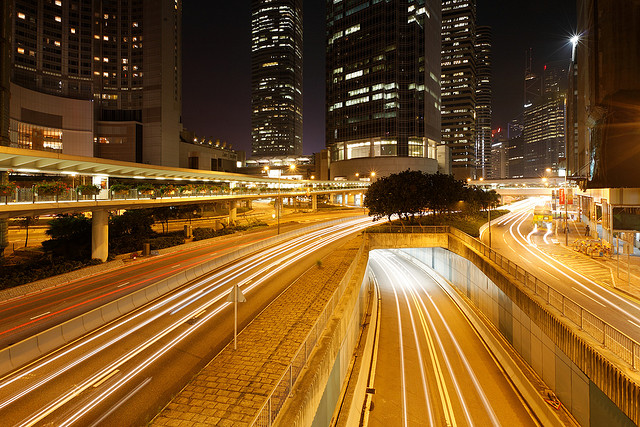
325;0;442;179
250;0;303;158
8;0;182;166
475;26;491;179
441;0;476;180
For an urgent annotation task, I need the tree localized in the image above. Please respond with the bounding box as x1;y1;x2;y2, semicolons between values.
110;209;154;238
364;170;468;222
43;214;92;259
18;216;39;247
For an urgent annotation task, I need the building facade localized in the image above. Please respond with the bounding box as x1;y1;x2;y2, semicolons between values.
8;0;182;166
326;0;442;180
522;60;566;178
441;0;476;180
573;0;640;189
250;0;303;158
475;26;491;179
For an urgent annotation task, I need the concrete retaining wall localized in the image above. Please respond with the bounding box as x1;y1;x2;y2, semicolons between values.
366;232;639;426
0;218;355;377
276;243;371;427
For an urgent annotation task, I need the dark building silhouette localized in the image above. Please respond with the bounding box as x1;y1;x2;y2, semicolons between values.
250;0;303;158
325;0;442;179
441;0;477;180
475;26;492;179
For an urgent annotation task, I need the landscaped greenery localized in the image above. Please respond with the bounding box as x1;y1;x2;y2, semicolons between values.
364;169;503;236
364;170;500;221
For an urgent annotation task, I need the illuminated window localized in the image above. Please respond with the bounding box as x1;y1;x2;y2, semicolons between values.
54;41;61;47
70;28;76;34
18;12;25;19
17;47;25;54
55;16;61;22
103;36;109;41
55;0;62;5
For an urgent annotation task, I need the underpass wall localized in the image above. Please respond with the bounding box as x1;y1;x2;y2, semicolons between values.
394;236;638;427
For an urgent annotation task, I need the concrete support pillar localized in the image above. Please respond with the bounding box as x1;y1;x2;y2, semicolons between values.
311;194;318;212
229;200;237;225
0;171;7;257
245;199;252;209
359;192;365;207
342;192;347;206
91;209;109;262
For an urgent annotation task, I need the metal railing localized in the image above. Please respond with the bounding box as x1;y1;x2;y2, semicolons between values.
1;185;367;205
448;227;640;370
250;242;366;427
366;224;450;234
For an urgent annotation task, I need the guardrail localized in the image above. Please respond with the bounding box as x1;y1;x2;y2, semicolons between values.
359;223;640;370
447;227;640;371
250;241;366;427
0;216;358;377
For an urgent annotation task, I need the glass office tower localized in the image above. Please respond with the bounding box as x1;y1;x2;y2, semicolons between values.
251;0;303;158
326;0;442;179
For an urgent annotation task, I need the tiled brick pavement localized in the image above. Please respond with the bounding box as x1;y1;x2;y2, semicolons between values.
151;237;362;427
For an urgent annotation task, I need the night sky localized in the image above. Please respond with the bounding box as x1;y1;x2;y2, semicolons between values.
182;1;576;157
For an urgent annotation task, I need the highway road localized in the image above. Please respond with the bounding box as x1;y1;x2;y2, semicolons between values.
0;216;373;426
0;210;361;349
366;250;538;427
482;199;640;343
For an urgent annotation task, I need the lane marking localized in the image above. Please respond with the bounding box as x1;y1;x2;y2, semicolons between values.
572;287;607;308
628;320;640;330
88;377;151;427
116;282;130;288
29;312;50;320
92;369;119;388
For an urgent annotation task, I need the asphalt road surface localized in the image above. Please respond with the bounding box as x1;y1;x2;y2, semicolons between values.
366;250;539;427
0;217;373;426
483;199;640;343
0;210;361;349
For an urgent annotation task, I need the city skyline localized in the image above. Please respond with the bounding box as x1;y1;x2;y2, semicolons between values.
183;0;576;157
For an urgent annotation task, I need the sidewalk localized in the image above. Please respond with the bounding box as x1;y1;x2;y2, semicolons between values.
545;219;640;299
151;237;362;427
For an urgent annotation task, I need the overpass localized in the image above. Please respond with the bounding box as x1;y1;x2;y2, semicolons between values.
0;146;369;260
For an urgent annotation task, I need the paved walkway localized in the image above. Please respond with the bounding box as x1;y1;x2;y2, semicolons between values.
151;237;362;427
542;219;640;298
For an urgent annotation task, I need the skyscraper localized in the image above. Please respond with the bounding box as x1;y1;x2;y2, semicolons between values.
9;0;182;166
326;0;442;179
250;0;303;158
522;59;566;177
441;0;476;180
475;26;492;179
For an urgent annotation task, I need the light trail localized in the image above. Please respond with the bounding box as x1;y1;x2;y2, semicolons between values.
505;205;640;331
6;217;374;425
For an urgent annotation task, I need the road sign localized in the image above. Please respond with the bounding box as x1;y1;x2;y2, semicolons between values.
226;284;247;303
227;284;246;350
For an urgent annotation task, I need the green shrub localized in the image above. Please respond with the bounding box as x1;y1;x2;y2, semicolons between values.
145;233;185;250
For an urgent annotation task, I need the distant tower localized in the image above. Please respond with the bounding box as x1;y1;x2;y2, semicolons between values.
523;48;540;107
523;56;567;177
475;26;492;179
441;0;477;180
250;0;303;158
